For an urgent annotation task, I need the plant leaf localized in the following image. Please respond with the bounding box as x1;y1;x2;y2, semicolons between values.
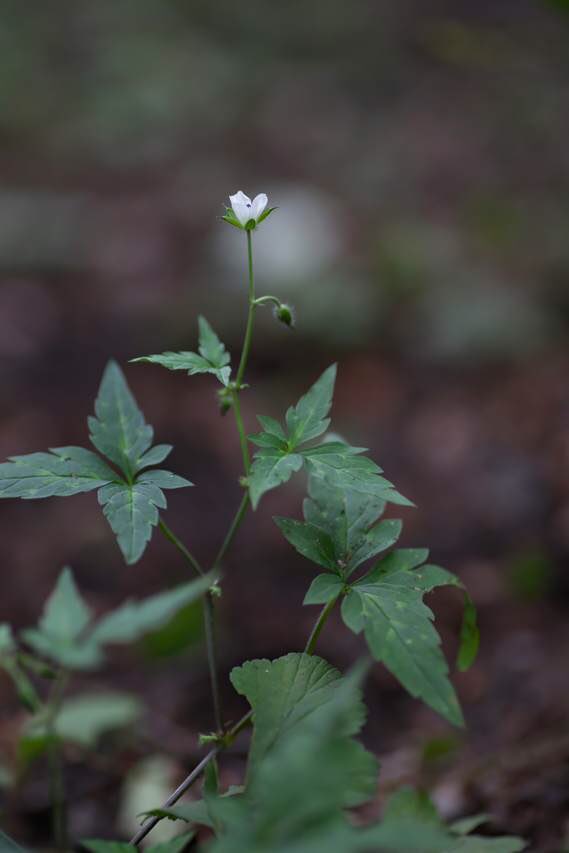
98;480;167;565
0;831;28;852
304;472;388;564
147;835;196;853
136;469;193;490
341;550;465;726
364;789;526;852
132;316;231;387
0;446;117;499
88;360;154;479
284;364;337;446
136;444;173;469
210;662;377;853
230;653;366;779
91;575;213;645
38;567;92;640
303;573;345;605
0;623;16;655
21;568;102;670
247;449;303;509
54;691;142;747
274;518;338;572
302;443;413;507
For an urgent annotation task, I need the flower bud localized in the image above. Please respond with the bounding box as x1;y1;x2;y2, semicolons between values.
274;303;295;329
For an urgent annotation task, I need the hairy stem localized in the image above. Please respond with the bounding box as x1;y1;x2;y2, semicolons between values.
129;599;339;847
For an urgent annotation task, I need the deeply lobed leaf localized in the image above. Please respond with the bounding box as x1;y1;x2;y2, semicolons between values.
131;316;231;386
341;550;465;726
0;447;117;499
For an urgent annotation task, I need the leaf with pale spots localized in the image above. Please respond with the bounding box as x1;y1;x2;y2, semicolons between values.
341;550;465;727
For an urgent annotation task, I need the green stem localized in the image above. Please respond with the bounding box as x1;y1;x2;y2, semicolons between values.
304;597;339;656
129;598;338;847
253;294;281;308
232;391;250;475
213;491;249;570
203;592;222;733
157;521;222;733
235;230;256;390
46;671;69;851
158;519;204;577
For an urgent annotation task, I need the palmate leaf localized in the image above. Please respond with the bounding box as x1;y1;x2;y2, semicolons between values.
0;446;117;499
19;567;212;671
276;475;402;579
248;366;411;509
88;360;154;480
131;316;231;387
341;550;465;726
0;361;193;565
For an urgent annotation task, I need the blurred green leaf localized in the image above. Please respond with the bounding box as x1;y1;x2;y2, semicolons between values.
54;691;142;747
92;575;213;645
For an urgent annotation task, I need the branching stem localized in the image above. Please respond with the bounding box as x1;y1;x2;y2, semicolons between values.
129;598;339;847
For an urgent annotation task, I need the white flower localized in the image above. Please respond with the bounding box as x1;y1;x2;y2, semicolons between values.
229;191;269;227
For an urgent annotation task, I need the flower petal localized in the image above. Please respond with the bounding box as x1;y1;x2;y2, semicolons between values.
229;191;252;227
250;193;268;221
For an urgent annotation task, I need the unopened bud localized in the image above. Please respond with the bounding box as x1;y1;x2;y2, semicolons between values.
274;303;295;328
217;387;233;416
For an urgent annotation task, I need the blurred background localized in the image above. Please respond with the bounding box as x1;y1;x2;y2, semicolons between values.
0;0;568;849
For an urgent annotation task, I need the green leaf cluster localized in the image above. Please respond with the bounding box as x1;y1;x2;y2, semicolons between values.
248;365;412;509
143;656;524;853
15;567;212;671
132;316;231;386
0;361;193;564
277;471;478;727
